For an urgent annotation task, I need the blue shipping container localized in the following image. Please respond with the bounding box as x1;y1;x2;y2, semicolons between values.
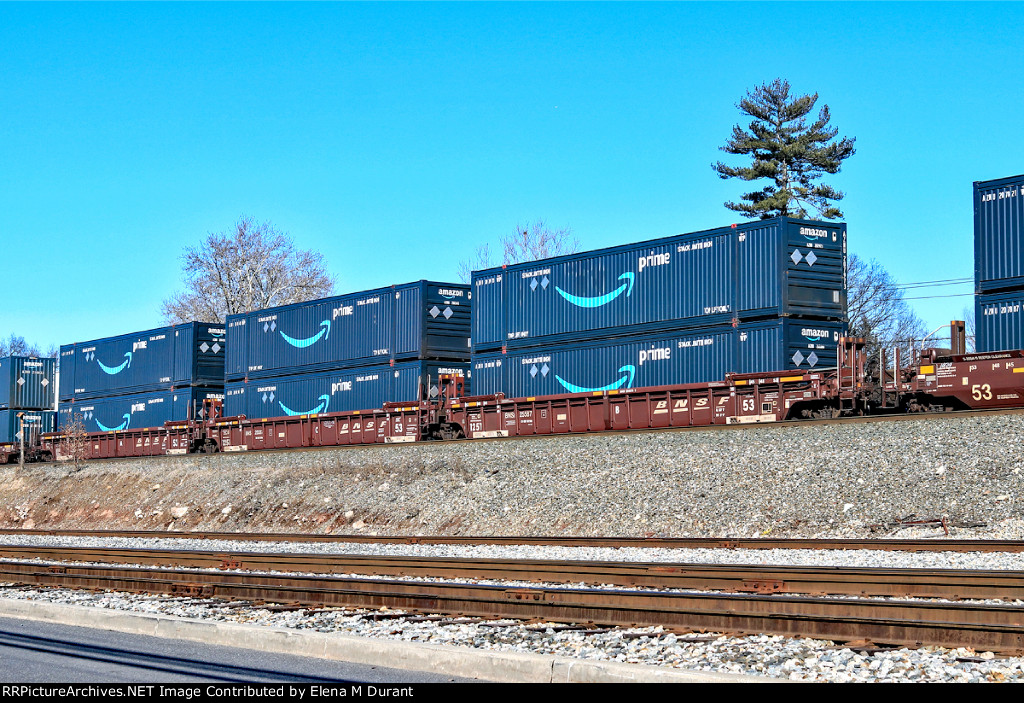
0;409;55;444
60;322;225;401
471;217;846;352
0;356;56;410
976;289;1024;352
226;281;471;381
975;174;1024;293
471;319;847;398
58;387;225;433
224;361;470;418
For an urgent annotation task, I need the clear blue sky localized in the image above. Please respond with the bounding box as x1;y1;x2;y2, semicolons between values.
2;2;1021;351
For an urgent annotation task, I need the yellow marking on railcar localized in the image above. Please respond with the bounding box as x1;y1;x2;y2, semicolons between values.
780;376;803;382
734;380;748;386
920;365;935;375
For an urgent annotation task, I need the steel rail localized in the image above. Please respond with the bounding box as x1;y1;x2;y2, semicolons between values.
1;560;1023;654
0;529;1020;552
0;545;1022;601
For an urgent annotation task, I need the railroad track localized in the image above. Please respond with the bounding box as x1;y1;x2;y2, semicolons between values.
1;556;1023;654
1;528;1020;552
1;545;1023;600
2;545;1024;653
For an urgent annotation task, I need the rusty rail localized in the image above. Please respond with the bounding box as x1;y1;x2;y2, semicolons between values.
0;529;1020;552
1;559;1023;654
1;545;1022;601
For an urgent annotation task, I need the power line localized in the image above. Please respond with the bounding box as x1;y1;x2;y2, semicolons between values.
894;276;972;287
900;292;975;301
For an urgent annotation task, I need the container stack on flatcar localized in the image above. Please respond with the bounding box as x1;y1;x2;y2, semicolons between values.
57;323;226;432
0;355;57;451
975;174;1024;352
471;217;848;396
223;280;471;418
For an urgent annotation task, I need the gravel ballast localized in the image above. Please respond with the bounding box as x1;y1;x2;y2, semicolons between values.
0;586;1020;683
2;412;1023;538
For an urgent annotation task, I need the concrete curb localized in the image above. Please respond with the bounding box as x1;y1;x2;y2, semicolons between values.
0;597;771;683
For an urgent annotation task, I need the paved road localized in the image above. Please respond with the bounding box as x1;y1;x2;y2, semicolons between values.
0;616;480;683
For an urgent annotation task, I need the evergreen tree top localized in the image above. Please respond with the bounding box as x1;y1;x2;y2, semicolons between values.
713;79;856;220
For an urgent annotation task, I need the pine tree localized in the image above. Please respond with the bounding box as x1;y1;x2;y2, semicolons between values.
713;79;856;220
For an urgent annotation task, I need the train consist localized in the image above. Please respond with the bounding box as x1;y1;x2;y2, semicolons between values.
6;324;1020;463
0;173;1021;463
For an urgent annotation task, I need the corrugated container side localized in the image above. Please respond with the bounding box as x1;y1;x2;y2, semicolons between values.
390;284;425;358
227;281;471;382
0;409;55;444
471;328;737;398
736;318;848;373
420;284;473;358
171;322;228;387
975;174;1024;293
225;315;248;380
471;271;504;355
738;220;847;318
57;387;225;433
59;322;226;400
224;361;470;418
472;319;847;398
976;289;1024;352
471;217;846;352
0;356;57;410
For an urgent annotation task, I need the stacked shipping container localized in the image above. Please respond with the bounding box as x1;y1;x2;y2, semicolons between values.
0;356;57;445
471;217;848;396
57;322;226;431
224;281;471;417
975;174;1024;352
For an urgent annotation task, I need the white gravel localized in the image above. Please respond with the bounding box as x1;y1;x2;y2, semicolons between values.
0;585;1020;683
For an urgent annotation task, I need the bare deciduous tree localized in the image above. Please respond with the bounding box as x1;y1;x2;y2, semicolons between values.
0;334;55;358
58;412;89;470
457;220;579;283
162;216;336;323
847;254;928;376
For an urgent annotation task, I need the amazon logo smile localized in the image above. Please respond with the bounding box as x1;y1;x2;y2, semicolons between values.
97;351;133;375
96;413;130;432
555;272;635;309
280;320;331;349
555;365;636;394
279;394;330;416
